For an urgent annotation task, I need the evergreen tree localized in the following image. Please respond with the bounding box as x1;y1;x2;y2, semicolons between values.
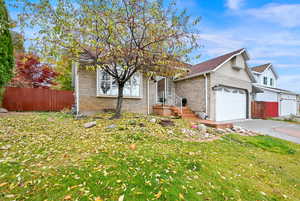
0;0;14;88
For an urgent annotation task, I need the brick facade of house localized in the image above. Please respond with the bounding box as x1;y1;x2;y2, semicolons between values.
78;69;157;115
174;75;208;115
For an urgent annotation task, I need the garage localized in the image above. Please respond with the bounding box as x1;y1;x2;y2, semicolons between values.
280;94;298;116
215;87;247;121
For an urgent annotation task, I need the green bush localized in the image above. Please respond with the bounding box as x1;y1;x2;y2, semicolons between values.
0;0;14;89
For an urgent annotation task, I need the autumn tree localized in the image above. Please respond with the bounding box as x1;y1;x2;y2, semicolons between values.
0;0;14;89
52;55;73;91
11;53;58;88
11;31;25;54
17;0;200;118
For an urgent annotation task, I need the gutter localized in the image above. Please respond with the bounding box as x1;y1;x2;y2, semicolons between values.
174;70;212;82
75;62;80;115
204;73;208;114
147;77;150;115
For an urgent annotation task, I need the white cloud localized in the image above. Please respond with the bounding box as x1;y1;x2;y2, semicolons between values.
249;47;300;58
246;4;300;28
199;26;300;92
276;64;300;69
226;0;244;10
201;33;245;56
248;59;273;66
277;74;300;92
200;27;300;59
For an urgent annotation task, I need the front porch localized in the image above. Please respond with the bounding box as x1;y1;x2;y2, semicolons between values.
152;104;233;129
152;76;233;129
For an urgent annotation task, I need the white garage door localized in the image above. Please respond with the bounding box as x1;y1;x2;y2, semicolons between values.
280;94;297;116
216;87;247;122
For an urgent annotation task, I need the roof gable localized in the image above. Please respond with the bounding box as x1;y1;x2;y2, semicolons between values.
251;64;270;73
175;48;257;82
251;63;279;79
188;48;247;76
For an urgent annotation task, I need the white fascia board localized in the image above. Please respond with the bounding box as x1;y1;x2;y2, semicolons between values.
269;65;279;79
174;48;248;82
252;71;262;75
173;70;211;82
212;49;248;72
261;64;279;79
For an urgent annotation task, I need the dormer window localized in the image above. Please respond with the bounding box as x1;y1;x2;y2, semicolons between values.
263;77;268;85
270;78;273;86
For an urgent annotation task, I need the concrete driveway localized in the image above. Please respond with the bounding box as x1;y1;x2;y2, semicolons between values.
233;119;300;144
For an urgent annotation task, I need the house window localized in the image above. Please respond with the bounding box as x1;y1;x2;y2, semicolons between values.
270;78;273;86
97;69;142;97
263;77;268;85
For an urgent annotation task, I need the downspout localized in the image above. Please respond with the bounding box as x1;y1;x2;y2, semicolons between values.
204;73;208;115
155;78;158;104
147;77;150;115
164;77;167;105
278;93;282;116
75;62;80;115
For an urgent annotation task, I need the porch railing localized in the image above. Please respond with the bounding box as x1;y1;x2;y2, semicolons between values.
157;91;183;115
174;94;183;115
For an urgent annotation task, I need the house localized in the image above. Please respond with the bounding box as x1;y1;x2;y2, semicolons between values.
73;48;298;122
174;48;256;122
73;48;255;122
251;63;299;117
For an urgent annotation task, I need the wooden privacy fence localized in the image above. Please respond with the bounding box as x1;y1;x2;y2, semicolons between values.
252;101;278;119
3;87;74;111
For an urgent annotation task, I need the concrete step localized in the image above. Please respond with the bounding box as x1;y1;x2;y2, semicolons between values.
190;119;233;129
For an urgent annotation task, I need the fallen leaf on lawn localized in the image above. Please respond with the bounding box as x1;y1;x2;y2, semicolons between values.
118;194;124;201
5;194;15;198
95;197;103;201
129;144;136;150
0;182;8;187
69;185;78;190
155;191;162;199
260;191;266;196
179;193;185;200
64;195;72;200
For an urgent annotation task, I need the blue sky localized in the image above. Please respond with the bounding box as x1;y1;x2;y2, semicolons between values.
174;0;300;93
7;0;300;92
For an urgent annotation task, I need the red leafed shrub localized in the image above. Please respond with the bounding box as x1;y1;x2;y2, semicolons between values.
11;53;59;88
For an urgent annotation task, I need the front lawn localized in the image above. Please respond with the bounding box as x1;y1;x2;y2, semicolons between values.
0;112;300;201
270;118;300;125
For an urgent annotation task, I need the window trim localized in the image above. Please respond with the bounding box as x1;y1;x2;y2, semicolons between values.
263;76;268;85
270;78;273;86
96;69;143;99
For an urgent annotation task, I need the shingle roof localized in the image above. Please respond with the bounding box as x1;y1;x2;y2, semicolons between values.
251;63;271;73
188;48;246;76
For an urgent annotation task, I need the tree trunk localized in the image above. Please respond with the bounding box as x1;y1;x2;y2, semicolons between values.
111;83;124;119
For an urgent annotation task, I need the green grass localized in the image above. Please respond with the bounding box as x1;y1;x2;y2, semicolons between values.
0;112;300;201
269;118;300;125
